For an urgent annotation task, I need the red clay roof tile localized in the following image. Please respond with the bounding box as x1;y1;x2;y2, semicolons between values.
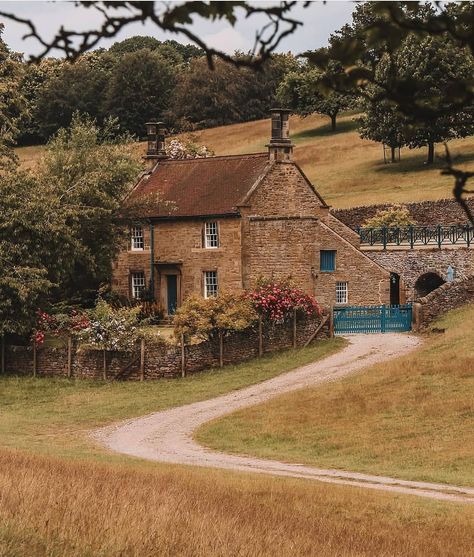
127;153;269;218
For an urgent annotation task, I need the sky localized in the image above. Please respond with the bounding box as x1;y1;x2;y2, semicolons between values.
0;1;355;57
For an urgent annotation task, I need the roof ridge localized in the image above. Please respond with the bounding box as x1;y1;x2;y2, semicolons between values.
159;152;268;164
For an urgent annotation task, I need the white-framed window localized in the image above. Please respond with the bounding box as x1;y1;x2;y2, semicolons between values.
131;225;144;251
204;271;218;298
204;221;219;248
336;281;348;305
131;272;146;299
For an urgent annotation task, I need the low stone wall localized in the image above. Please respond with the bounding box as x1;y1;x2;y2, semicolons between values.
332;197;474;230
416;275;474;327
4;315;330;380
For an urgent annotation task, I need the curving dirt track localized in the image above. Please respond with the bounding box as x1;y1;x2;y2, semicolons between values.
95;334;474;504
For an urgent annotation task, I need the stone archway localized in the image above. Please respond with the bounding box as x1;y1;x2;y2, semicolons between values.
414;272;445;299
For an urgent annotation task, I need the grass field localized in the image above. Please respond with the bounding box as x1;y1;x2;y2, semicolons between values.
197;305;474;487
1;330;474;555
16;112;474;208
0;338;343;459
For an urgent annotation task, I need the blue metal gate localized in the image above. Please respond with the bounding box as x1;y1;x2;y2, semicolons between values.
333;304;412;335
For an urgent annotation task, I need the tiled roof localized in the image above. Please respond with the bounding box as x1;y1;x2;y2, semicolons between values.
127;153;269;218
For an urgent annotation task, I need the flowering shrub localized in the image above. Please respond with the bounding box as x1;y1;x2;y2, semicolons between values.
33;309;90;345
247;281;320;323
166;138;214;160
363;205;415;228
174;293;257;341
77;299;140;351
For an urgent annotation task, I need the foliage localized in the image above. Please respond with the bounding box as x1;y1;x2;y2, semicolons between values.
109;36;203;64
174;293;257;341
247;280;320;323
277;60;352;130
77;298;140;351
104;48;176;137
33;309;90;345
363;205;416;229
166;136;214;159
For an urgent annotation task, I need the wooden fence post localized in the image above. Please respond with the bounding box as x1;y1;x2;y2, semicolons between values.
140;338;145;381
219;330;224;368
258;316;263;357
1;334;5;375
102;349;107;381
32;340;37;377
329;306;335;338
181;333;186;378
67;335;73;378
293;308;297;349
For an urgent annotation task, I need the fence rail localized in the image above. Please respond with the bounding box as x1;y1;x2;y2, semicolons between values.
358;225;474;249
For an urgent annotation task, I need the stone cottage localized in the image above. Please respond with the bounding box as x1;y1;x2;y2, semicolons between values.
113;109;390;314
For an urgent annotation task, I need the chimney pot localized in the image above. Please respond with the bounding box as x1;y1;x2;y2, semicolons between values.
145;121;167;168
267;108;293;162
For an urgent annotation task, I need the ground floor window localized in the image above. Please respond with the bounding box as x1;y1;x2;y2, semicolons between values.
336;281;348;304
131;271;146;299
204;271;218;298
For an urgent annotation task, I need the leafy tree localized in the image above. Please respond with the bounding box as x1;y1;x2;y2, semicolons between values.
363;205;415;228
0;23;25;167
109;36;202;64
34;52;113;140
36;114;142;302
396;34;474;164
104;48;176;137
277;59;352;131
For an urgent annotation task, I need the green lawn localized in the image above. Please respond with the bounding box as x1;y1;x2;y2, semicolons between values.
197;305;474;487
0;337;344;461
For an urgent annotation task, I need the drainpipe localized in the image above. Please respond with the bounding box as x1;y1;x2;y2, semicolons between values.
149;221;155;300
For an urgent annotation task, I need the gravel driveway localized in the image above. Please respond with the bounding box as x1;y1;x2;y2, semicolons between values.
95;333;474;504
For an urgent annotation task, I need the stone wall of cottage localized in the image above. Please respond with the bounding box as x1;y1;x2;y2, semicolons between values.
5;316;329;380
365;248;474;301
113;218;243;305
332;197;474;230
241;162;391;308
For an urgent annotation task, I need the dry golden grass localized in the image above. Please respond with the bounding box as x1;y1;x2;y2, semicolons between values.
16;113;474;208
1;449;473;557
197;304;474;487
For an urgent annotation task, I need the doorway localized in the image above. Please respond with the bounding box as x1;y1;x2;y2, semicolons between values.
390;273;400;305
166;275;178;315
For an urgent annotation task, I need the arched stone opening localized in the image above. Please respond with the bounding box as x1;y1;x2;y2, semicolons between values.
414;272;445;299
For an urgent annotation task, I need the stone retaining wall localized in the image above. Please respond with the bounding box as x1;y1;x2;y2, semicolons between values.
416;276;474;327
4;316;329;380
332;197;474;230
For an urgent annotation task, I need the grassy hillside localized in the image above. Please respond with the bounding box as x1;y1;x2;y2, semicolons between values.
197;304;474;486
16;112;474;208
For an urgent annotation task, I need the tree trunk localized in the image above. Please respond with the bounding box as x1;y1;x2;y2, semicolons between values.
391;145;397;163
427;141;435;164
103;349;107;381
330;114;337;131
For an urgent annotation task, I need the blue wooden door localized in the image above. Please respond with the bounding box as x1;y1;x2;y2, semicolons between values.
333;305;412;335
167;275;178;315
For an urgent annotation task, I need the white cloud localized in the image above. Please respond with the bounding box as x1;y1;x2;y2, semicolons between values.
201;26;250;55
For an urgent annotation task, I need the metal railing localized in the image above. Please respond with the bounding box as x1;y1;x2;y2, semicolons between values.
358;225;474;249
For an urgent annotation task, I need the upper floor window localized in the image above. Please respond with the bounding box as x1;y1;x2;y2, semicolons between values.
131;271;146;299
204;271;218;298
131;225;144;250
320;250;336;272
204;222;219;248
336;281;348;305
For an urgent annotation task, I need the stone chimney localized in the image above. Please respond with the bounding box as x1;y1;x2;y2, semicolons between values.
145;121;167;168
267;108;293;162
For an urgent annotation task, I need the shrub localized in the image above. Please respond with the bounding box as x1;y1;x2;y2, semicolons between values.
77;298;140;351
34;309;90;345
174;293;257;341
363;205;416;228
247;280;321;323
